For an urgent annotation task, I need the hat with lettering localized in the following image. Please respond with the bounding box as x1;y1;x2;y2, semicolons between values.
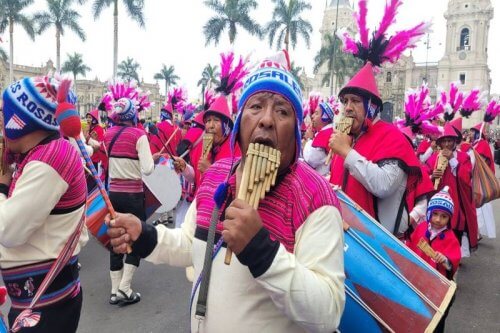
426;186;454;221
2;75;73;140
234;49;304;156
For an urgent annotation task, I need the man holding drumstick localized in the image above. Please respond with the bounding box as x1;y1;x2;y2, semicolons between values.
107;50;345;332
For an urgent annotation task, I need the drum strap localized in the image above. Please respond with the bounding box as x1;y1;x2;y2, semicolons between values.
107;127;128;157
392;191;407;235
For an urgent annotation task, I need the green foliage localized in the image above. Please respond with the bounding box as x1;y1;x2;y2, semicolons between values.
117;57;141;82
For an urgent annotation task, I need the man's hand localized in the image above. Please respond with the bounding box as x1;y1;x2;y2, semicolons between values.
432;169;444;179
152;152;162;163
441;148;453;159
198;158;211;174
222;199;263;255
106;213;142;254
172;156;186;173
329;132;353;158
430;140;437;151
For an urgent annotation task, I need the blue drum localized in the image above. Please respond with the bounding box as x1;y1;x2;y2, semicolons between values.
337;190;456;332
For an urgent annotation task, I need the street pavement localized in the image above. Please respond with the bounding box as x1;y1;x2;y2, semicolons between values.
0;188;498;332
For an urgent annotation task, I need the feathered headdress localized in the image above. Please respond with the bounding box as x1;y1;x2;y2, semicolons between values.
215;51;249;96
136;90;153;113
441;82;464;122
484;99;500;124
459;88;485;118
164;86;187;111
398;83;442;136
308;92;321;114
99;80;139;112
203;89;216;112
339;0;430;67
326;96;341;116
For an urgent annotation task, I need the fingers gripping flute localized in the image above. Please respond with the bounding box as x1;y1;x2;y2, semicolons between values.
202;133;214;159
224;143;281;265
433;152;448;190
325;117;354;165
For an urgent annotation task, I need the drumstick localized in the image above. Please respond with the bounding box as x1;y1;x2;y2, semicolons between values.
55;84;131;253
159;127;180;155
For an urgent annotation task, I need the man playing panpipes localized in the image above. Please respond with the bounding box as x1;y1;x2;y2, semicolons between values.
0;76;88;332
107;50;345;332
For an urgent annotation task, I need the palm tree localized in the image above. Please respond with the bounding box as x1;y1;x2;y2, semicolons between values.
314;34;362;95
117;57;140;82
0;47;7;62
154;64;179;94
203;0;262;46
290;61;304;90
33;0;86;71
61;52;90;83
92;0;145;78
197;63;220;97
265;0;312;54
0;0;36;83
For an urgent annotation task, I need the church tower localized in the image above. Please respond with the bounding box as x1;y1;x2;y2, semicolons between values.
311;0;356;98
438;0;494;126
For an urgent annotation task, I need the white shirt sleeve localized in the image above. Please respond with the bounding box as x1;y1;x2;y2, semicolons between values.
409;197;428;225
419;147;434;163
449;153;459;176
136;135;155;176
344;149;406;199
181;163;196;183
69;132;94;157
303;140;327;169
0;161;68;247
145;198;197;267
254;205;345;332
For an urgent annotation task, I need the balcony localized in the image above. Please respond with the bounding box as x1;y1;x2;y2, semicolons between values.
456;45;471;51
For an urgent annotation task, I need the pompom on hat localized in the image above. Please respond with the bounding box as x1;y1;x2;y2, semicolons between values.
2;75;76;140
234;49;304;156
426;186;454;222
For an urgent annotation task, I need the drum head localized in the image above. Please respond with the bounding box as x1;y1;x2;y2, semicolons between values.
143;162;182;213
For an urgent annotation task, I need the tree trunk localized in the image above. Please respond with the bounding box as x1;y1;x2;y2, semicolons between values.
165;81;168;97
113;0;118;78
9;20;14;83
284;29;290;54
330;69;334;96
56;29;61;71
73;73;79;116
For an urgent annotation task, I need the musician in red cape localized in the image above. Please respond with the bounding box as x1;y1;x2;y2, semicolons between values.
328;64;422;235
106;50;345;332
149;103;181;156
172;95;241;193
426;118;478;251
0;76;88;332
469;123;495;172
104;97;155;306
406;186;460;333
303;94;335;176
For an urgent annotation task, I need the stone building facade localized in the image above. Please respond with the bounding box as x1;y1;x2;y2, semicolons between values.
307;0;495;128
0;59;163;121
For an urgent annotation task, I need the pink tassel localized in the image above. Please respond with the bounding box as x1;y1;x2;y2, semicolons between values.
357;0;370;48
376;0;402;39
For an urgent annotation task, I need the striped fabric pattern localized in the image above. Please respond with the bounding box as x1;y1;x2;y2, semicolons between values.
104;125;146;160
8;138;86;210
196;158;341;252
109;179;143;193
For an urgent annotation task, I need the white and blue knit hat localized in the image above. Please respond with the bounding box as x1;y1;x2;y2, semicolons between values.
233;50;303;158
112;98;137;124
426;186;454;221
2;76;67;140
319;101;335;123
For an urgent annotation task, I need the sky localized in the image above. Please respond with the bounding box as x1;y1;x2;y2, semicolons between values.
5;0;500;100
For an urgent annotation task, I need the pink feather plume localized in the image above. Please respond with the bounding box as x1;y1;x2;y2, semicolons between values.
203;89;216;111
56;78;72;104
308;93;321;114
484;99;500;123
356;0;370;48
217;52;249;95
460;88;483;118
376;0;401;39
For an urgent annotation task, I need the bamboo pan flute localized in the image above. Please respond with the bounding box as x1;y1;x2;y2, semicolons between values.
325;116;354;165
417;238;451;270
433;152;448;190
0;139;6;176
224;142;281;265
202;133;214;159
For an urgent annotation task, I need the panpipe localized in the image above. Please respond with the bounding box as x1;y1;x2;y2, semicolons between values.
433;152;448;190
202;133;214;159
224;142;281;265
417;238;451;270
325;116;354;165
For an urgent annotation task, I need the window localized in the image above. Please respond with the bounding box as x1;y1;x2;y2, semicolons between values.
459;73;466;85
386;72;392;83
459;28;470;50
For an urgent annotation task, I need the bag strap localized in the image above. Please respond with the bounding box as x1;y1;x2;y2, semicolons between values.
10;210;86;332
107;126;128;157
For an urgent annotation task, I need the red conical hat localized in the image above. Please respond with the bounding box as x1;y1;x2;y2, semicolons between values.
439;122;461;142
86;109;99;122
339;62;382;107
449;117;462;133
205;95;233;127
163;103;174;115
193;111;205;127
471;123;482;132
400;126;416;142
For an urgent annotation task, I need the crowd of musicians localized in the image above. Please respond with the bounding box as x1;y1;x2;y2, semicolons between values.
0;1;499;332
